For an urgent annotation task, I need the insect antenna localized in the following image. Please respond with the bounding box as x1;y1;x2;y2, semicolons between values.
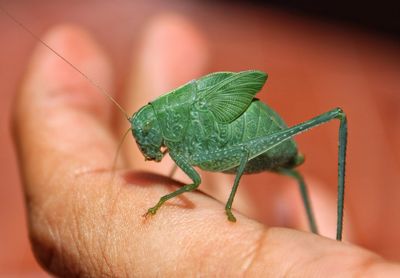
111;127;132;172
0;5;130;120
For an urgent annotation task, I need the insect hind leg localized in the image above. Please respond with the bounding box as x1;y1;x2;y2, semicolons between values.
275;168;318;234
247;107;347;240
168;164;178;178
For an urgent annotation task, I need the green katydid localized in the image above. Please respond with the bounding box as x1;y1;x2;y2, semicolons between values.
2;8;347;241
132;71;347;241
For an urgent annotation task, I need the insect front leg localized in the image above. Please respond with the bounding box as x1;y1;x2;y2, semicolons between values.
275;168;318;234
145;152;201;217
225;147;249;222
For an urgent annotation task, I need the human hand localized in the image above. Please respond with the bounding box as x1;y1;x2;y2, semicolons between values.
12;15;400;277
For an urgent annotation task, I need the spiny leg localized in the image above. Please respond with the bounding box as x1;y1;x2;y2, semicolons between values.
336;110;347;241
276;168;318;234
225;148;249;222
145;152;201;217
244;107;347;240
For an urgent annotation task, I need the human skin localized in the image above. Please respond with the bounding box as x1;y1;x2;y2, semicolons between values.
12;16;400;276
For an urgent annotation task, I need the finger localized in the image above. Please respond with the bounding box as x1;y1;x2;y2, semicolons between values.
13;25;119;207
120;14;208;172
13;26;123;270
105;172;399;276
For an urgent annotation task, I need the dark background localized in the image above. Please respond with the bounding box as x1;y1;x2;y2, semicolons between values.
231;0;400;37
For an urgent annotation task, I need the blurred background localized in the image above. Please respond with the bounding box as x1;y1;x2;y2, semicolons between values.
0;0;399;275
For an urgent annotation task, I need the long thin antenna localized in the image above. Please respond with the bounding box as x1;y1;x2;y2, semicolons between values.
0;5;130;120
112;127;132;172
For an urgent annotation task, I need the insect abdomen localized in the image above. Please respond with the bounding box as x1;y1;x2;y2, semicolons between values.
190;100;300;173
221;100;299;173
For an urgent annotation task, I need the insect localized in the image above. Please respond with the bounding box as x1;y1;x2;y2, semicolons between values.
2;7;347;241
132;71;347;241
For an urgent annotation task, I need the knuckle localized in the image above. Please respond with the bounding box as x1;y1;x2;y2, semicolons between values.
28;205;71;275
27;185;107;276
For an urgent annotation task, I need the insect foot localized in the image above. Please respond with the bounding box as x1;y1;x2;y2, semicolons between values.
225;209;237;222
142;206;159;219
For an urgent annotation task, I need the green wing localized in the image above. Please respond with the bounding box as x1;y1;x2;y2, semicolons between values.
195;70;267;123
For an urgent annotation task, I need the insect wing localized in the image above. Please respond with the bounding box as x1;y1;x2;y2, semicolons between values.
196;70;267;123
196;72;234;90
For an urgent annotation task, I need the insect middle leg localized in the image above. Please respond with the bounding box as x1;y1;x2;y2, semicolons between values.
145;152;201;216
225;147;249;222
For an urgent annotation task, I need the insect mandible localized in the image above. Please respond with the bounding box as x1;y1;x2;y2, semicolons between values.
2;8;347;241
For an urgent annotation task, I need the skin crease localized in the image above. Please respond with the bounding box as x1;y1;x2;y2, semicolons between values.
12;15;400;277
